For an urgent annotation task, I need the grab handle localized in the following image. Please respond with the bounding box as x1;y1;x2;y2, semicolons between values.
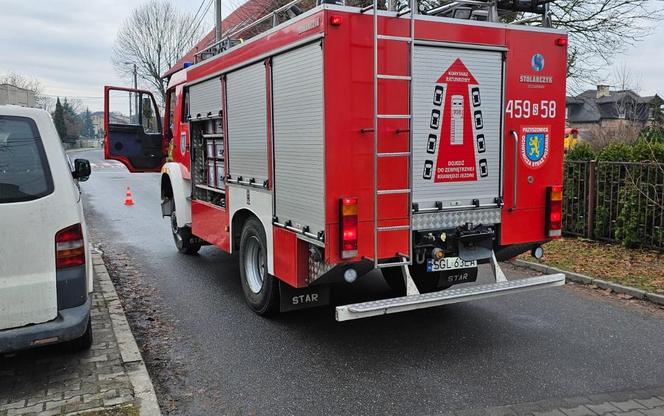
511;130;519;210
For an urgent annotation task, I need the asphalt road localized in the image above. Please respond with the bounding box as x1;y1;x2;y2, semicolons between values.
77;149;664;416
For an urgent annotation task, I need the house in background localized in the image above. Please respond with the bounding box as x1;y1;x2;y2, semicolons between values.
91;111;105;138
566;85;663;137
0;84;36;107
91;111;131;138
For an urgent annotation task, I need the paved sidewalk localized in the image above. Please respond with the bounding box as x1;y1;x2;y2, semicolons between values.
0;253;160;416
445;387;664;416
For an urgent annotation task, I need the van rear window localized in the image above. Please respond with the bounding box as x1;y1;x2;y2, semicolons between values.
0;116;54;203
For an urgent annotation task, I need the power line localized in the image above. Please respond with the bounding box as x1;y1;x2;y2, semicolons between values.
185;0;214;47
41;93;103;99
187;0;208;33
194;0;215;36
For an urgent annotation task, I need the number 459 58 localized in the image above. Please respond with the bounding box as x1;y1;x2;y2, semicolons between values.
506;100;557;119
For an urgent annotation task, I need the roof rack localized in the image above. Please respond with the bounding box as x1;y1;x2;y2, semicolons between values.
194;0;323;63
423;0;555;25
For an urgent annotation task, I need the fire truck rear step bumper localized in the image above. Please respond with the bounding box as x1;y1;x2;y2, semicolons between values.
335;273;565;321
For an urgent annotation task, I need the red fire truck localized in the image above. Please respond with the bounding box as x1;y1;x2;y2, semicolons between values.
104;0;567;321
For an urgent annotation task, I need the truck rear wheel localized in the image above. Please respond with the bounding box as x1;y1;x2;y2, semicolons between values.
239;217;279;315
382;264;439;295
171;209;201;255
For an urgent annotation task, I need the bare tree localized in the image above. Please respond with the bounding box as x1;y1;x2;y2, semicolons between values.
0;72;50;110
550;0;663;88
413;0;664;89
584;64;647;148
612;63;641;93
112;0;205;106
585;123;642;149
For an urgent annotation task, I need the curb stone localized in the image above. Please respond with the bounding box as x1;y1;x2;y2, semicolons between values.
65;147;99;154
646;292;664;305
92;250;162;416
512;259;664;307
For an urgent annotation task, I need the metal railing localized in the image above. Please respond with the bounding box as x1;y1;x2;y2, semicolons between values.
562;161;591;237
195;0;323;63
563;160;664;250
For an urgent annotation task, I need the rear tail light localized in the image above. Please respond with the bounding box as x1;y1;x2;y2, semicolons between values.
340;197;358;259
546;186;563;238
56;224;85;269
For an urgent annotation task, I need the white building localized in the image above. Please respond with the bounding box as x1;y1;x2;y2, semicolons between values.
0;84;36;107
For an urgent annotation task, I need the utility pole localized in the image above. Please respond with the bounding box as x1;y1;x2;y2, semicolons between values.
215;0;222;43
124;61;139;123
133;63;138;123
543;2;552;27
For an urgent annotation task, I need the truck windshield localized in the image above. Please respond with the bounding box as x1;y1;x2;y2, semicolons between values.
0;116;54;203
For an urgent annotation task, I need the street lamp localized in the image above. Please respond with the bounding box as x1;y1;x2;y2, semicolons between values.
124;62;138;123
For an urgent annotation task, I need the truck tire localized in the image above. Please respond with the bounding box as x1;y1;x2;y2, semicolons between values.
382;264;439;295
239;217;279;315
171;209;201;255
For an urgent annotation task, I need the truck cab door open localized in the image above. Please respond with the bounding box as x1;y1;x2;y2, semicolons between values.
104;86;165;172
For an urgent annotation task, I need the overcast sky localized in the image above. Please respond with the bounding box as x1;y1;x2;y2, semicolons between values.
0;0;663;112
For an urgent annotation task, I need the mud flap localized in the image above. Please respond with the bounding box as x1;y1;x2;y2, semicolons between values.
279;282;330;312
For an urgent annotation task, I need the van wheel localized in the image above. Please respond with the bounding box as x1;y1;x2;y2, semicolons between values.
382;264;439;295
171;209;200;255
239;217;279;315
63;319;93;352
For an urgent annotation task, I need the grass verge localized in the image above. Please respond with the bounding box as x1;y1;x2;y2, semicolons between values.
519;237;664;294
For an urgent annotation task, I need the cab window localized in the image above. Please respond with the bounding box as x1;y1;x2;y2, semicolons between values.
141;97;159;134
167;89;176;138
182;89;190;122
107;90;161;134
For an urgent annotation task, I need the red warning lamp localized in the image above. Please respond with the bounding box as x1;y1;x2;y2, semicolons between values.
556;37;568;47
330;15;343;26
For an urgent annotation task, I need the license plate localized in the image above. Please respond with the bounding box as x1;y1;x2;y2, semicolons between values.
427;257;477;273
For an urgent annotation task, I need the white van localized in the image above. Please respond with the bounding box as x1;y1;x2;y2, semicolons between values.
0;105;93;353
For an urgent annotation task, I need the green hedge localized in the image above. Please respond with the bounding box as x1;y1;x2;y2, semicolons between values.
564;129;664;249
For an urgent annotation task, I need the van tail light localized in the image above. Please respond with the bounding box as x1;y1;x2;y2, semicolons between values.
546;186;563;238
56;224;85;269
340;197;358;259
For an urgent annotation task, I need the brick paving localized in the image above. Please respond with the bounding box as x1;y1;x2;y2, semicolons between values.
0;254;158;416
442;388;664;416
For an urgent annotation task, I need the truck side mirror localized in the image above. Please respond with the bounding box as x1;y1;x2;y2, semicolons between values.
73;158;91;182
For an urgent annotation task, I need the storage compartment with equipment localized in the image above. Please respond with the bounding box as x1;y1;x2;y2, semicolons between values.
191;116;226;207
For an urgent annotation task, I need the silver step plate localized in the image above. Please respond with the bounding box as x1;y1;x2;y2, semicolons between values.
335;274;565;321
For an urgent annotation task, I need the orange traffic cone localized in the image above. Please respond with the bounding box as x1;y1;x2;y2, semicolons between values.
124;186;134;206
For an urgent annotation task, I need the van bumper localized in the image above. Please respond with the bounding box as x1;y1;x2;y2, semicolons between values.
0;298;91;354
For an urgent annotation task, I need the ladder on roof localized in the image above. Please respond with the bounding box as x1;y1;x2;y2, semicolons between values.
368;0;416;269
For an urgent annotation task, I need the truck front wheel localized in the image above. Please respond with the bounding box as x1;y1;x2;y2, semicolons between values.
170;209;201;255
239;217;279;315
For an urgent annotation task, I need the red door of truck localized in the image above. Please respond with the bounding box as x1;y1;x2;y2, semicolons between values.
103;86;167;172
500;31;567;245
